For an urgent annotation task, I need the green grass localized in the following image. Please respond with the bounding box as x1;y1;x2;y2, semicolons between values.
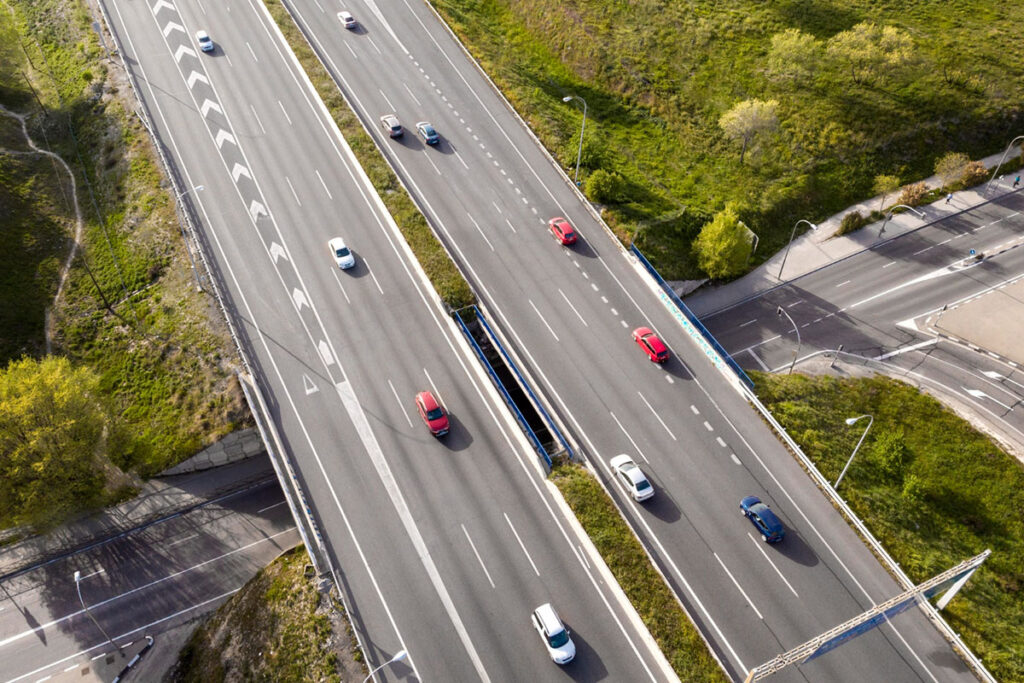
264;0;474;312
551;463;727;682
1;0;245;483
752;372;1024;681
172;546;344;682
431;0;1024;279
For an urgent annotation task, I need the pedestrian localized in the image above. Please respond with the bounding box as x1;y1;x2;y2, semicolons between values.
1014;175;1021;188
946;192;953;204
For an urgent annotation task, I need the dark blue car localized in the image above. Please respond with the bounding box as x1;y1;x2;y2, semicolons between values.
740;495;785;543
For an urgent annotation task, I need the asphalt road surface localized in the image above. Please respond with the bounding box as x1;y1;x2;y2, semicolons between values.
0;482;299;683
701;190;1024;456
278;2;981;681
98;0;673;680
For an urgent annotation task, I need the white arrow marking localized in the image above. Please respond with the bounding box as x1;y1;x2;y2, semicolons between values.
200;99;222;117
187;71;209;89
214;129;236;149
318;340;335;366
174;45;197;62
269;242;288;263
162;21;185;37
964;388;1014;411
248;200;267;221
981;371;1024;391
231;163;251;182
292;288;308;310
303;375;319;395
152;0;175;14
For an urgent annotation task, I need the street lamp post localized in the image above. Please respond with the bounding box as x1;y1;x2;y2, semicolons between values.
73;570;124;656
362;649;408;683
562;95;587;186
835;415;873;489
878;204;925;236
777;219;817;280
984;135;1024;195
775;306;801;375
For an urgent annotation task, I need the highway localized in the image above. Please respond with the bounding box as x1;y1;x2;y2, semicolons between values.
97;0;671;680
700;190;1024;454
0;482;299;683
279;1;983;681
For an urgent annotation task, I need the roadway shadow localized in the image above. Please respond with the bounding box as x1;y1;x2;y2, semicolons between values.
436;413;473;453
773;530;820;568
640;485;681;523
556;625;609;681
565;236;600;260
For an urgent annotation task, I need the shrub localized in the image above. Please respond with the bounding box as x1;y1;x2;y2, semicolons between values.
585;169;624;204
835;210;869;236
872;427;907;479
959;160;988;189
901;472;925;504
692;204;752;279
898;181;929;206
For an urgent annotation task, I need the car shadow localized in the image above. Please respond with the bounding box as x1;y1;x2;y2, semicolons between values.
640;485;681;523
774;530;820;567
340;252;370;279
437;413;472;452
566;236;600;260
558;626;609;681
391;133;422;150
660;354;693;381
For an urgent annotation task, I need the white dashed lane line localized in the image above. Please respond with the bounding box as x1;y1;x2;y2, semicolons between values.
637;391;676;441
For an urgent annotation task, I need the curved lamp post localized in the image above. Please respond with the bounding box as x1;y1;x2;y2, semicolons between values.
776;306;801;375
362;649;408;682
835;415;873;489
985;135;1024;195
878;204;925;236
777;219;817;280
74;570;124;656
562;95;587;186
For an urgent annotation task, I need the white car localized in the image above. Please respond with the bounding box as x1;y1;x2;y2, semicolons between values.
531;603;575;665
609;454;654;502
195;30;214;53
338;10;357;29
380;113;403;138
328;237;356;270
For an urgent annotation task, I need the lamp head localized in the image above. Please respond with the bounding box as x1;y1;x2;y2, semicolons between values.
562;96;573;102
391;649;408;663
776;306;783;316
74;570;81;582
809;222;819;230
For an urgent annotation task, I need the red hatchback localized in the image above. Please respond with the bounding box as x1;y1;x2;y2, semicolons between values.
548;217;577;245
632;327;669;363
415;391;449;436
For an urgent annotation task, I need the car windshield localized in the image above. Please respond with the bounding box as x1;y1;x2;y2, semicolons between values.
424;126;435;136
548;629;569;648
426;407;444;420
336;247;350;257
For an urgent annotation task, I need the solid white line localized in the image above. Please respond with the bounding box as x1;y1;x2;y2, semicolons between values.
504;513;540;576
714;553;762;619
245;41;258;62
558;288;589;327
610;411;650;463
747;348;770;371
423;368;446;411
453;149;470;169
284;176;301;206
462;524;495;588
378;88;395;112
388;379;413;428
835;280;850;288
529;300;559;341
747;533;799;597
249;104;265;134
739;319;757;328
63;665;77;672
402;83;421;106
276;99;291;125
466;213;494;251
637;391;676;441
913;246;932;255
167;533;198;547
882;261;897;268
363;259;385;294
330;268;351;304
314;169;333;199
256;501;286;514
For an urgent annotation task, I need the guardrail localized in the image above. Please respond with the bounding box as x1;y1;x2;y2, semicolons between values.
629;245;754;389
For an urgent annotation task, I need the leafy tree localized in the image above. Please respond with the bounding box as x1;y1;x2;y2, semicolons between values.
826;22;915;84
584;168;625;204
718;99;779;163
0;356;111;529
935;152;970;190
692;204;752;279
872;174;901;210
766;28;823;84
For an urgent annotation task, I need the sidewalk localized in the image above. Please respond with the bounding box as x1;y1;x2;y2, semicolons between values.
0;430;273;579
685;148;1023;318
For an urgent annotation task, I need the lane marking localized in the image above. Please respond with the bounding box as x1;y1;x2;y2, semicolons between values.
462;524;495;588
529;300;559;341
276;99;291;125
363;259;385;294
284;176;301;206
610;411;650;463
739;319;756;328
690;405;700;415
714;553;762;619
835;280;850;288
167;533;198;547
245;41;258;62
747;533;799;597
637;391;676;441
314;169;333;199
716;437;727;448
504;513;540;577
703;421;713;432
730;454;742;465
387;379;413;428
257;501;286;514
466;213;495;252
559;288;589;327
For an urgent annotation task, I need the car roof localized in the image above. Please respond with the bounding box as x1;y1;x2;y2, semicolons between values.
417;390;439;410
534;603;563;632
609;453;633;468
330;236;347;247
757;506;783;530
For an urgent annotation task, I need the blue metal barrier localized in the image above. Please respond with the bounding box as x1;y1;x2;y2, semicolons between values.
630;245;755;389
454;309;552;467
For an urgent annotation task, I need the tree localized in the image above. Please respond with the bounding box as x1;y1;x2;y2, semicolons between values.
692;204;752;279
935;151;970;190
872;174;901;210
826;22;915;84
719;99;779;163
584;169;625;204
0;356;110;529
766;28;823;84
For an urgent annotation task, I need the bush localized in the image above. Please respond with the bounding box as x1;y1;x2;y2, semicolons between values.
692;204;752;279
835;210;869;236
898;181;930;206
959;160;989;189
584;169;624;204
872;427;907;479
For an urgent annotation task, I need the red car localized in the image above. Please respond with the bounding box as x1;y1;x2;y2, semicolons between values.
415;390;449;436
632;327;669;363
548;217;577;245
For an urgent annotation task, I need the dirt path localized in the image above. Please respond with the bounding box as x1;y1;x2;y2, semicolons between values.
0;103;83;354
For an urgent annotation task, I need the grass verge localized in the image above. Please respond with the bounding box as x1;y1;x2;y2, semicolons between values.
171;546;362;682
264;0;474;311
1;0;244;492
752;372;1024;681
550;462;727;682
